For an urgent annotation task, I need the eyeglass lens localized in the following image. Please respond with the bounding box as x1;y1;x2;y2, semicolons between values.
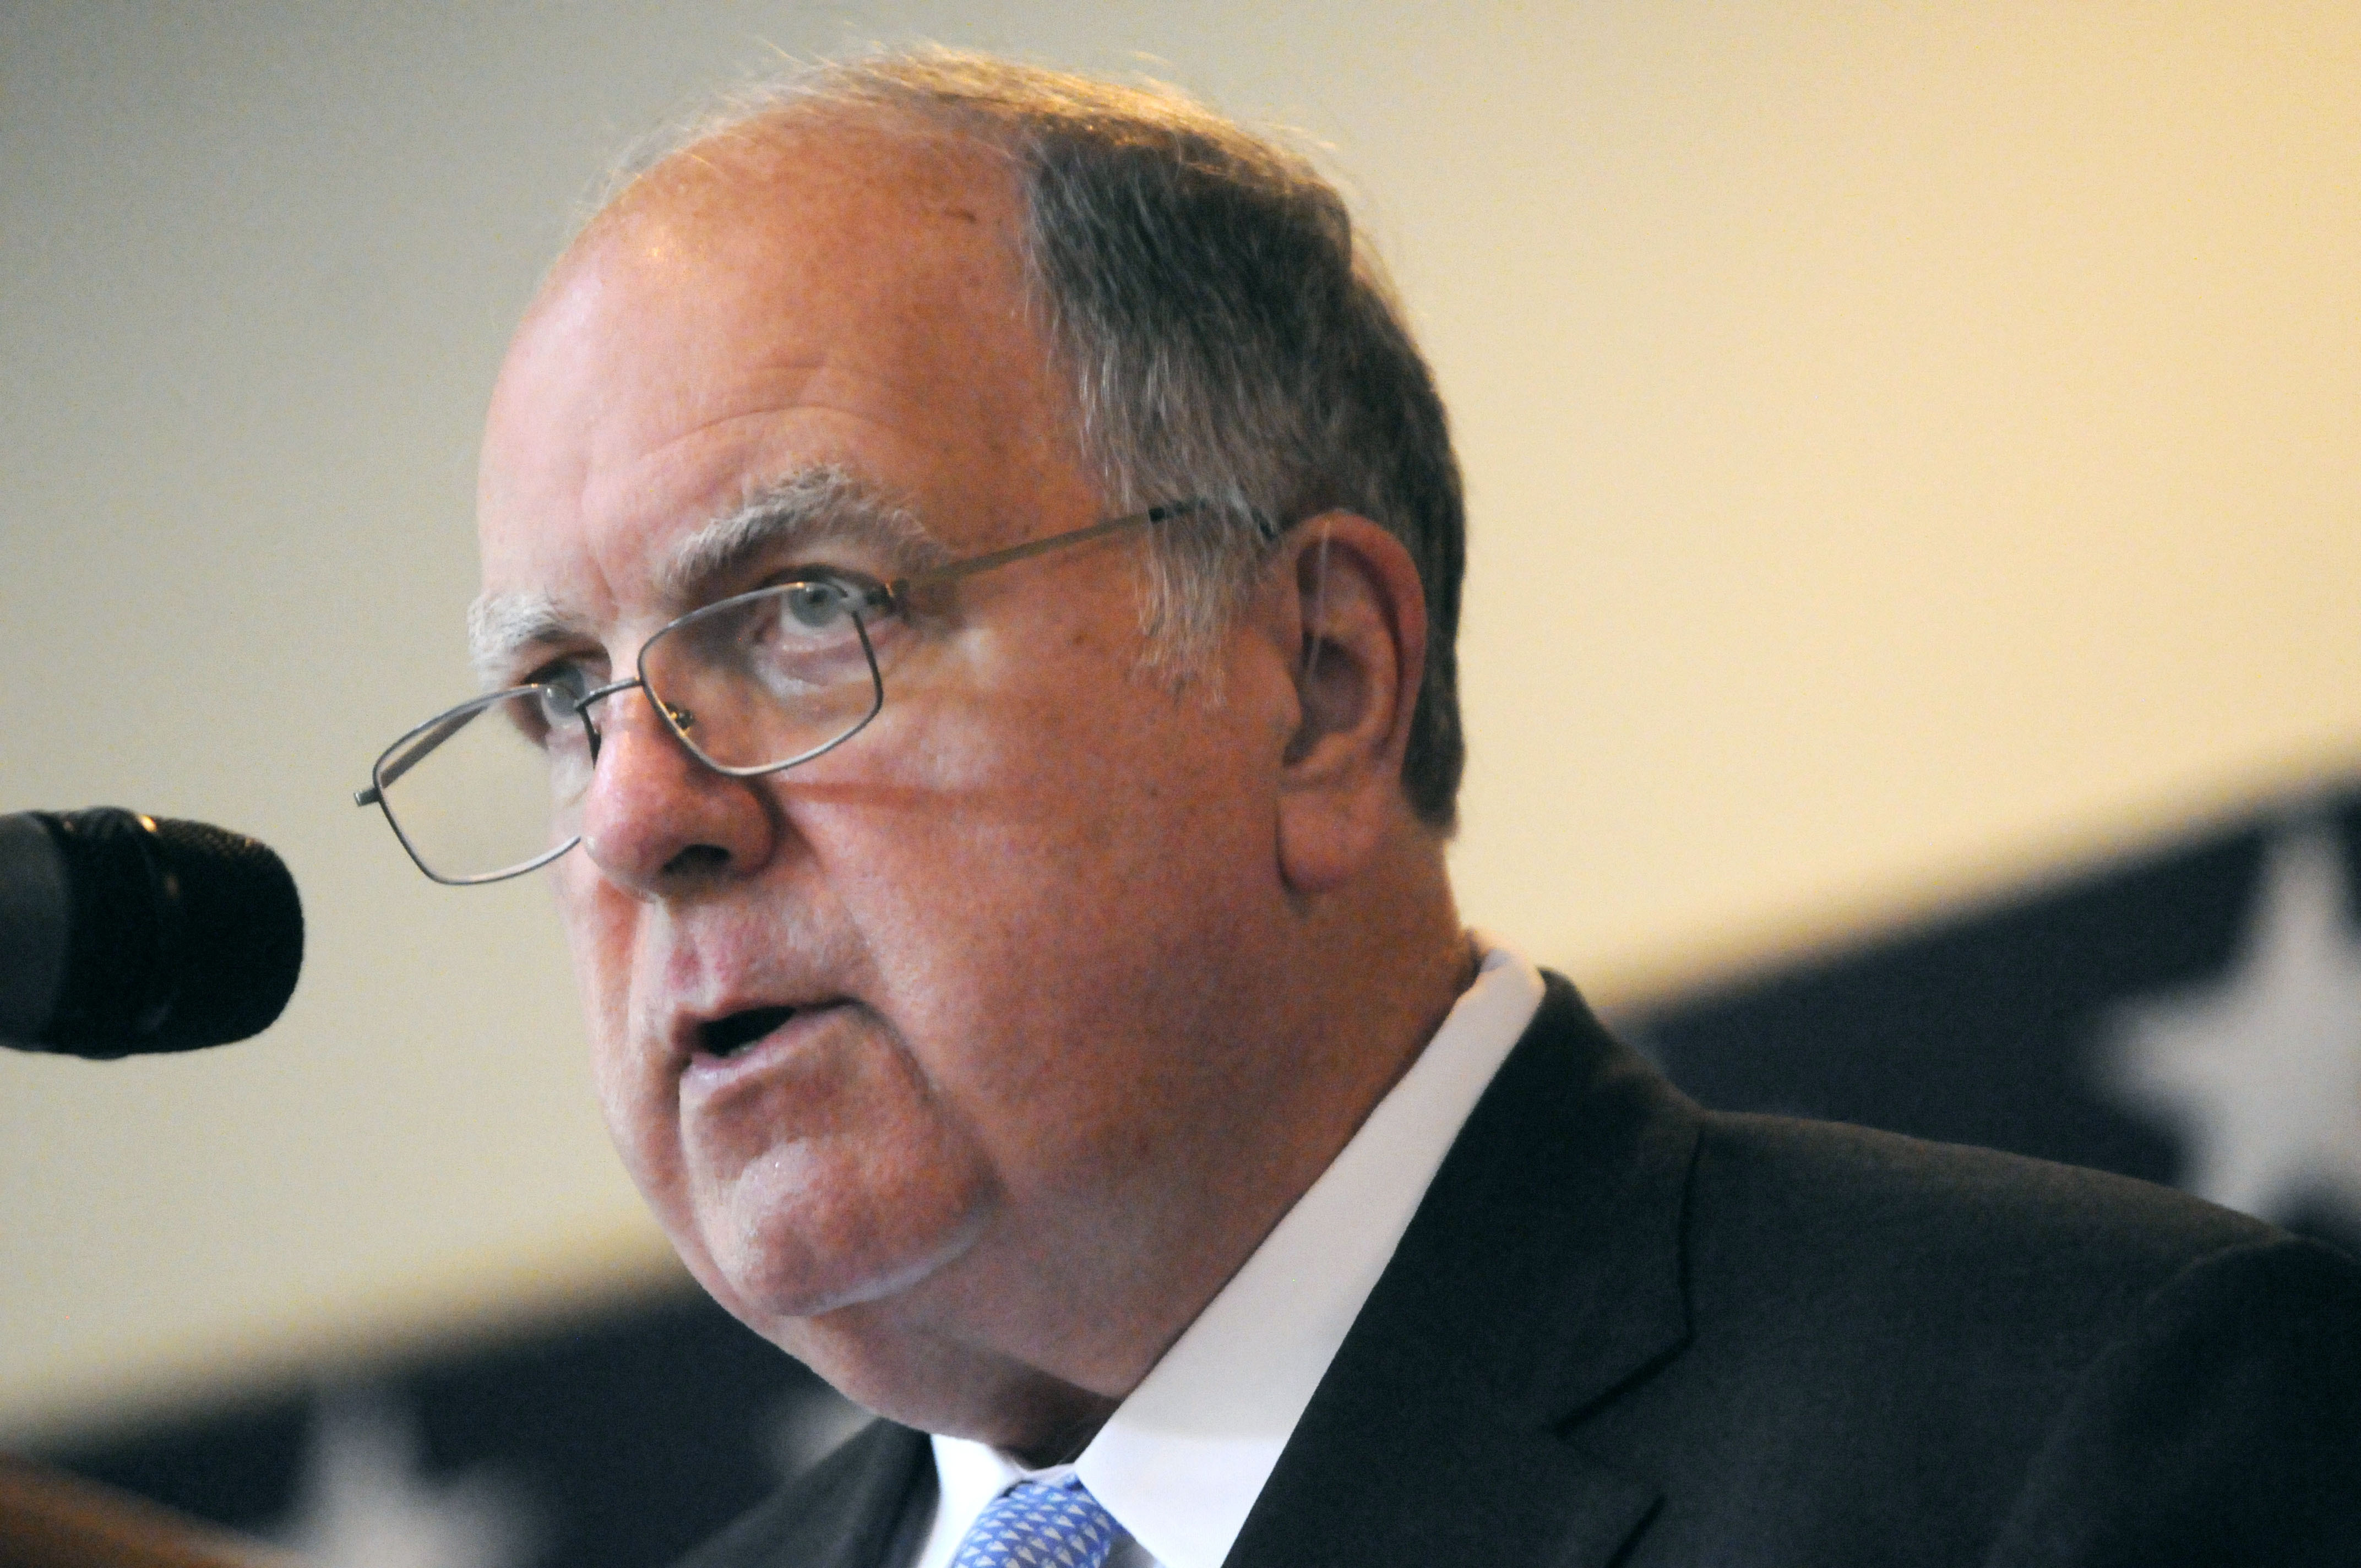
640;580;883;772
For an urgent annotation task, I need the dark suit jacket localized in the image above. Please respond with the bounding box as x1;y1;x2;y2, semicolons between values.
681;974;2361;1567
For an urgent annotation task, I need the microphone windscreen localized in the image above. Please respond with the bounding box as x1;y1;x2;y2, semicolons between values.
148;815;305;1050
39;809;303;1057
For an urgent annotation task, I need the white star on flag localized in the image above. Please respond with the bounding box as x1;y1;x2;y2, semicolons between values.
2102;825;2361;1226
273;1389;541;1568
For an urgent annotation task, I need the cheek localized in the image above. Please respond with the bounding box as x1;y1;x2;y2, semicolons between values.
553;870;671;1167
556;870;633;1038
835;690;1275;1128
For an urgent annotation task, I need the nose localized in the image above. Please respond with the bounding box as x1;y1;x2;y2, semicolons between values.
574;684;776;898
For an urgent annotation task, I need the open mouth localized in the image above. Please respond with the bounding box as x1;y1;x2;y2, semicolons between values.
697;1005;799;1060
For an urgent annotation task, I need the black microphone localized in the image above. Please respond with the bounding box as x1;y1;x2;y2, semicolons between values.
0;808;303;1059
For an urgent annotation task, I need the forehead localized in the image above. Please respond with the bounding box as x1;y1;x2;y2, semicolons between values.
475;118;1086;635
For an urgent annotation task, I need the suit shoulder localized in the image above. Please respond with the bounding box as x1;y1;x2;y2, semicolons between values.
1687;1107;2277;1325
670;1420;929;1568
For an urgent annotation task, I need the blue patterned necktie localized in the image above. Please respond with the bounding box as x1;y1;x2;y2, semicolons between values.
950;1478;1126;1568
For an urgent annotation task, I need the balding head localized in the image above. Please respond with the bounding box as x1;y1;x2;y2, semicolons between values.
485;116;1060;569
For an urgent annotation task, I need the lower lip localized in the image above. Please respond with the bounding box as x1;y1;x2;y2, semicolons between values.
680;1003;852;1094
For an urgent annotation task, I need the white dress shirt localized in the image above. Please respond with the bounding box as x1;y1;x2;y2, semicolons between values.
906;937;1547;1568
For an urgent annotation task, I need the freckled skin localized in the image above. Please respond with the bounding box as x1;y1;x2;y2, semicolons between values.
477;116;1470;1456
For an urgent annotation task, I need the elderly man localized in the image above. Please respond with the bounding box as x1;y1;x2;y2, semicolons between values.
360;52;2360;1568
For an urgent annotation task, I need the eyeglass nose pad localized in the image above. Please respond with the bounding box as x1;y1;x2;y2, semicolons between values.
665;703;695;734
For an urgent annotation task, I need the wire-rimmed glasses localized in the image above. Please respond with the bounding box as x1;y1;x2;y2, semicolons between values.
356;499;1205;885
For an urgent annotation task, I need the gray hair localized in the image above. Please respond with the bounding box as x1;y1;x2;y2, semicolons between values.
595;51;1467;829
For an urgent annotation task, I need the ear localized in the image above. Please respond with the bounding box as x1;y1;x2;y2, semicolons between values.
1265;511;1429;894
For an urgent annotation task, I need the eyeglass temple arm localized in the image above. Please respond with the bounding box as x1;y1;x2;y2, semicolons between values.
874;499;1210;609
353;704;485;807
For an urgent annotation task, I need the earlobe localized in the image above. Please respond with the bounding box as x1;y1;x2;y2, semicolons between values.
1271;514;1428;894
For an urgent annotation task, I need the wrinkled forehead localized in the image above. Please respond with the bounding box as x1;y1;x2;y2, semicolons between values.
473;118;1075;648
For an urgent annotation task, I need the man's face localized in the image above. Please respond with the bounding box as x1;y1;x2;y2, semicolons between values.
474;125;1304;1417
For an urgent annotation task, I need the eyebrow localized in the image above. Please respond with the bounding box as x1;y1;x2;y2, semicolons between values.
465;467;949;688
466;591;581;690
657;468;945;603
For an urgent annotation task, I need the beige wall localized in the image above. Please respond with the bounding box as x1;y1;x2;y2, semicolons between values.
3;1;2355;1441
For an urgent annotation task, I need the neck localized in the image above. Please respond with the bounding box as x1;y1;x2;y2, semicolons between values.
796;841;1471;1456
1046;845;1473;1439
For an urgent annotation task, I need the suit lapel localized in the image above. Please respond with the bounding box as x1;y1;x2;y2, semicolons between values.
716;1420;931;1568
1223;976;1699;1568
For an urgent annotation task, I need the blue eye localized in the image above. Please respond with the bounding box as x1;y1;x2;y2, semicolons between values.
510;664;591;738
526;663;590;704
781;579;856;630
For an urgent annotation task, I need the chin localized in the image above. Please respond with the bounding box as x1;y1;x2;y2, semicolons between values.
773;1295;1119;1452
693;1179;994;1331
